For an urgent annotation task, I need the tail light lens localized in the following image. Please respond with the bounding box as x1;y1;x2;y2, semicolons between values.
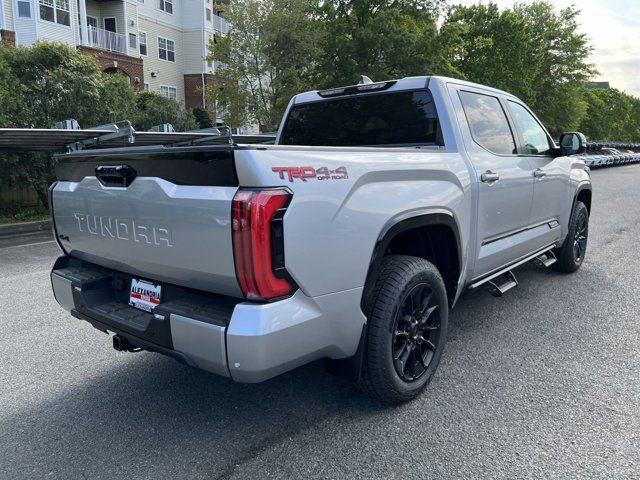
232;189;294;300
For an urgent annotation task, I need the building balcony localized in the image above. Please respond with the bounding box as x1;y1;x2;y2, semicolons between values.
210;14;229;35
85;25;127;55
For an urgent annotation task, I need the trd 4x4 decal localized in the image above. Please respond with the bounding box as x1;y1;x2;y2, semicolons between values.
272;166;349;182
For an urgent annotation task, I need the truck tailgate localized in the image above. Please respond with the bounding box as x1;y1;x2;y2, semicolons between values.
51;147;242;297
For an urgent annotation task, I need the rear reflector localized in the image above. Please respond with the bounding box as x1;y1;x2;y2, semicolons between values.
232;189;293;300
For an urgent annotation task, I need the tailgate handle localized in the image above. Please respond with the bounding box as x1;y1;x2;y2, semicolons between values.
95;165;137;187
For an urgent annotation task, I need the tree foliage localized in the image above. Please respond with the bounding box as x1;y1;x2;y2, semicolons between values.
192;106;214;129
443;2;596;136
131;91;198;132
207;0;323;130
579;88;640;141
316;0;462;87
210;0;612;137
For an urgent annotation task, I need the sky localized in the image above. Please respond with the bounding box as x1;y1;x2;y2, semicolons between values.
452;0;640;96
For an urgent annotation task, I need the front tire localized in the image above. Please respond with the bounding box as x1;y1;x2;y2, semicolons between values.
554;201;589;273
359;255;448;404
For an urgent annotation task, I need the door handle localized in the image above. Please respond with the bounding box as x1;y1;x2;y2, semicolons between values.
481;171;499;183
533;168;547;179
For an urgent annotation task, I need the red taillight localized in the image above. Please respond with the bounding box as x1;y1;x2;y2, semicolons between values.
232;189;293;300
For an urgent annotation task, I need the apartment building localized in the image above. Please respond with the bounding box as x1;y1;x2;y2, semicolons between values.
0;0;228;111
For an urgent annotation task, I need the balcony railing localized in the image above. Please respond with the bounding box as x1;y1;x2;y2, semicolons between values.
211;15;229;34
86;25;127;54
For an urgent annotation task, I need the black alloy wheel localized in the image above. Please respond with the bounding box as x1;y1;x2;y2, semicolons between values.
358;255;449;403
392;283;442;382
573;210;588;263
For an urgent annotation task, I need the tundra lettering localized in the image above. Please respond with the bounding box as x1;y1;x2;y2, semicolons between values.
73;213;173;247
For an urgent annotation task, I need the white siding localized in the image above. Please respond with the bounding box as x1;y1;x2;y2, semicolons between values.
2;0;14;30
180;0;202;29
125;1;138;56
12;0;37;45
138;16;185;102
182;28;202;74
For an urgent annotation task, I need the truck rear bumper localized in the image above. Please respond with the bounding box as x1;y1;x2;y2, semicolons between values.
51;256;366;383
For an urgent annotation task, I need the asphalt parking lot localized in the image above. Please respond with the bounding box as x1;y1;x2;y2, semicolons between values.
1;165;639;479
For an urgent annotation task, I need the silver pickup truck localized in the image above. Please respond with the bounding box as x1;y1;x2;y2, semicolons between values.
49;76;592;403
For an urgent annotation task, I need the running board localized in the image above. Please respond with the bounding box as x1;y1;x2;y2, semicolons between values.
483;270;518;297
470;245;556;291
532;250;557;268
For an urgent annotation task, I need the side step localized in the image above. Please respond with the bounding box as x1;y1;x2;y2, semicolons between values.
532;250;557;268
483;270;518;297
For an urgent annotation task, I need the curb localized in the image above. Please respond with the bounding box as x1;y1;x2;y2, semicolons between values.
0;219;52;238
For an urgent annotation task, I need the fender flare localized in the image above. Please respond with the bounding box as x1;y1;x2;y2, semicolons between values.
360;210;463;315
572;182;592;216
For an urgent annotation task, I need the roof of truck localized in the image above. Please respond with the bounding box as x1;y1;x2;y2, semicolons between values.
291;75;518;105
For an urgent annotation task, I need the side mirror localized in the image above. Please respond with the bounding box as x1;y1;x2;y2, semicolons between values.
559;132;587;156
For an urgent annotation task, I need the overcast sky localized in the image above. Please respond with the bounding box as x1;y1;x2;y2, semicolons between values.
452;0;640;96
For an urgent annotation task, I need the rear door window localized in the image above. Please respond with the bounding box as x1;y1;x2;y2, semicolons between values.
459;91;516;155
281;90;440;146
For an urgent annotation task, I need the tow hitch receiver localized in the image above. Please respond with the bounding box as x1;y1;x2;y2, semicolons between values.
112;335;141;352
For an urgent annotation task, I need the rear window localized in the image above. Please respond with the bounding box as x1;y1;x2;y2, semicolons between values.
280;90;440;147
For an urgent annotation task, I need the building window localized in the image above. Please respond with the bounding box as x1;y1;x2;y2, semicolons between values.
39;0;70;25
18;0;32;18
159;0;173;14
55;0;69;25
158;37;175;62
39;0;54;22
206;8;211;21
143;83;150;90
160;86;177;100
87;15;98;28
103;17;116;32
139;32;147;56
129;33;137;49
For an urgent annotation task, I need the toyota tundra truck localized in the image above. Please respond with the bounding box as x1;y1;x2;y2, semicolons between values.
49;76;592;403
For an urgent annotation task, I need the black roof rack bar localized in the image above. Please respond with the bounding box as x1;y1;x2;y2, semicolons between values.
0;120;276;153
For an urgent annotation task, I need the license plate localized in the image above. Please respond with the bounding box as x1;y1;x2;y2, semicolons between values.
129;278;162;312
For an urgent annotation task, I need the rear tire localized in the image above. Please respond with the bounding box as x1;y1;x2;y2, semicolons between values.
358;255;448;404
554;201;589;273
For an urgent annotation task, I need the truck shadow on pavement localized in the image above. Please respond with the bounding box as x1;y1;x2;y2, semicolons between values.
2;264;596;479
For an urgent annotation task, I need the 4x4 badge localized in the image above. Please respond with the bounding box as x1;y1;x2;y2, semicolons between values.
272;166;348;182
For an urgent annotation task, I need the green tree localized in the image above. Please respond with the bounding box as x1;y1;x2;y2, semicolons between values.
192;106;214;129
0;42;137;207
443;1;596;136
0;42;197;208
316;0;461;87
207;0;323;130
131;91;198;131
579;88;640;142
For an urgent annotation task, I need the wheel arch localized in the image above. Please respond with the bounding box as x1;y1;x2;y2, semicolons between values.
360;210;462;316
574;183;592;216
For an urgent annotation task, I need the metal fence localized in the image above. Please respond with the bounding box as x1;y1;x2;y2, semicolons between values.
0;184;39;208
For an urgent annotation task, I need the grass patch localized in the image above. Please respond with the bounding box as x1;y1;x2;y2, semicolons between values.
0;206;50;224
